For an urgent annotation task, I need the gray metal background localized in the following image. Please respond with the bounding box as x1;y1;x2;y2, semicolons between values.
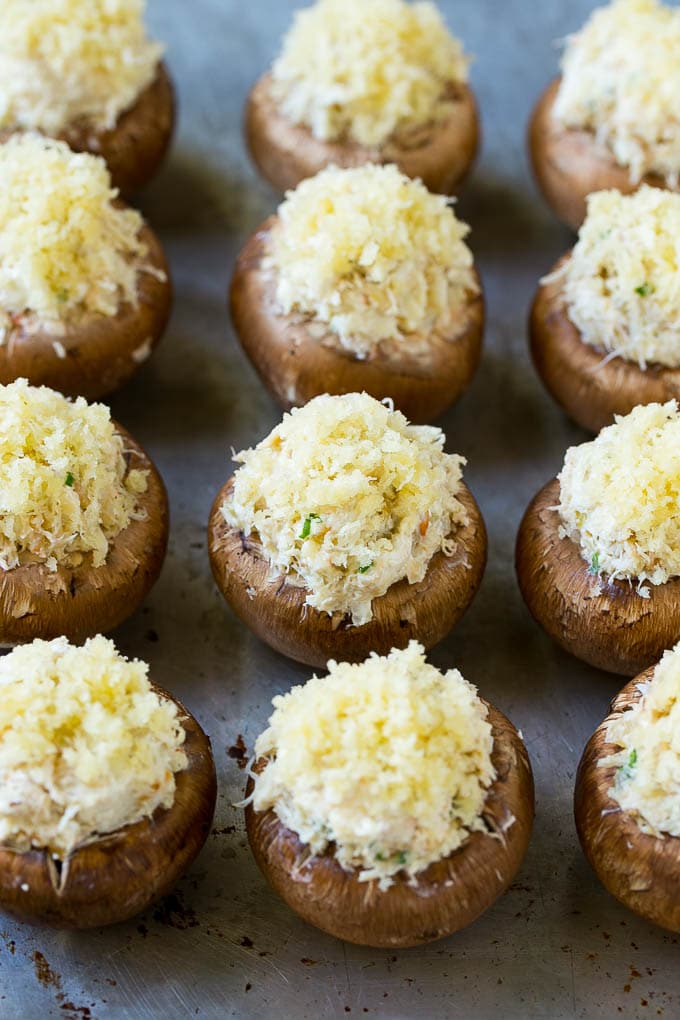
1;2;679;1017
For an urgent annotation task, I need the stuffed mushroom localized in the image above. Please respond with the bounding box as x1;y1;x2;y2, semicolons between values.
0;379;168;645
575;641;680;932
246;0;478;195
0;134;171;399
531;187;680;433
0;636;216;928
0;0;174;195
516;402;680;675
208;392;486;668
529;0;680;230
244;642;534;948
231;164;483;423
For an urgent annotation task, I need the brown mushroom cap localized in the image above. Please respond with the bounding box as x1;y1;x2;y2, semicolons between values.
575;667;680;933
0;424;169;646
230;217;484;424
0;222;172;400
530;253;680;434
516;477;680;676
245;700;533;948
528;78;673;232
245;73;479;196
0;64;175;198
0;682;217;929
208;477;487;669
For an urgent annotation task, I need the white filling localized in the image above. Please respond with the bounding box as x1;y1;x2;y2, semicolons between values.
0;636;187;858
251;642;495;888
270;0;468;147
222;392;468;626
603;640;680;837
553;0;680;185
0;0;163;135
267;164;477;358
558;401;680;588
558;187;680;369
0;379;147;571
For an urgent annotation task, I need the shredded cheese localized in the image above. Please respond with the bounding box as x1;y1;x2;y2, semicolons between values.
558;401;680;588
222;392;467;626
269;0;468;147
0;135;151;330
0;636;187;857
251;641;495;887
0;379;147;572
559;187;680;369
267;164;477;357
553;0;680;185
603;640;680;837
0;0;163;135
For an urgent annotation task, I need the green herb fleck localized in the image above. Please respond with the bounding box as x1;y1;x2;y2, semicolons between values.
55;287;70;303
375;852;386;862
357;561;373;574
635;282;654;297
589;551;600;575
395;851;408;866
299;513;320;540
64;472;75;487
619;747;638;782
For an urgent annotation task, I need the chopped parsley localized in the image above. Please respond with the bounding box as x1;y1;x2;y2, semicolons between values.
64;472;75;487
55;287;70;303
299;513;320;540
357;561;373;574
635;282;654;297
589;551;600;575
619;747;638;781
395;851;408;866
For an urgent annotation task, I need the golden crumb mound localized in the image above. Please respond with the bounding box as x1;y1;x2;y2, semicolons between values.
0;635;186;857
0;379;147;572
0;0;163;135
270;0;468;147
267;164;477;356
252;641;495;887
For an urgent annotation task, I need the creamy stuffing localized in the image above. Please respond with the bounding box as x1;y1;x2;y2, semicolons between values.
0;379;147;572
0;0;163;135
267;164;477;357
270;0;468;147
222;392;468;625
559;188;680;369
553;0;680;185
0;134;153;331
0;636;187;858
603;640;680;837
558;401;680;589
251;641;495;887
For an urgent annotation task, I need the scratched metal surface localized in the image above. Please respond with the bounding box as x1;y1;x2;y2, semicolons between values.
1;1;679;1018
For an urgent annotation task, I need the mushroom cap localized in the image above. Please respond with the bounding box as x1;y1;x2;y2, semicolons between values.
528;78;672;232
245;73;479;196
64;62;175;196
575;667;680;933
0;682;217;929
530;254;680;434
208;477;487;669
245;700;533;948
230;216;484;424
516;477;680;676
0;424;169;646
0;221;172;399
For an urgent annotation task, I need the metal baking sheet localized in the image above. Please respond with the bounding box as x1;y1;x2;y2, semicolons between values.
2;2;679;1017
